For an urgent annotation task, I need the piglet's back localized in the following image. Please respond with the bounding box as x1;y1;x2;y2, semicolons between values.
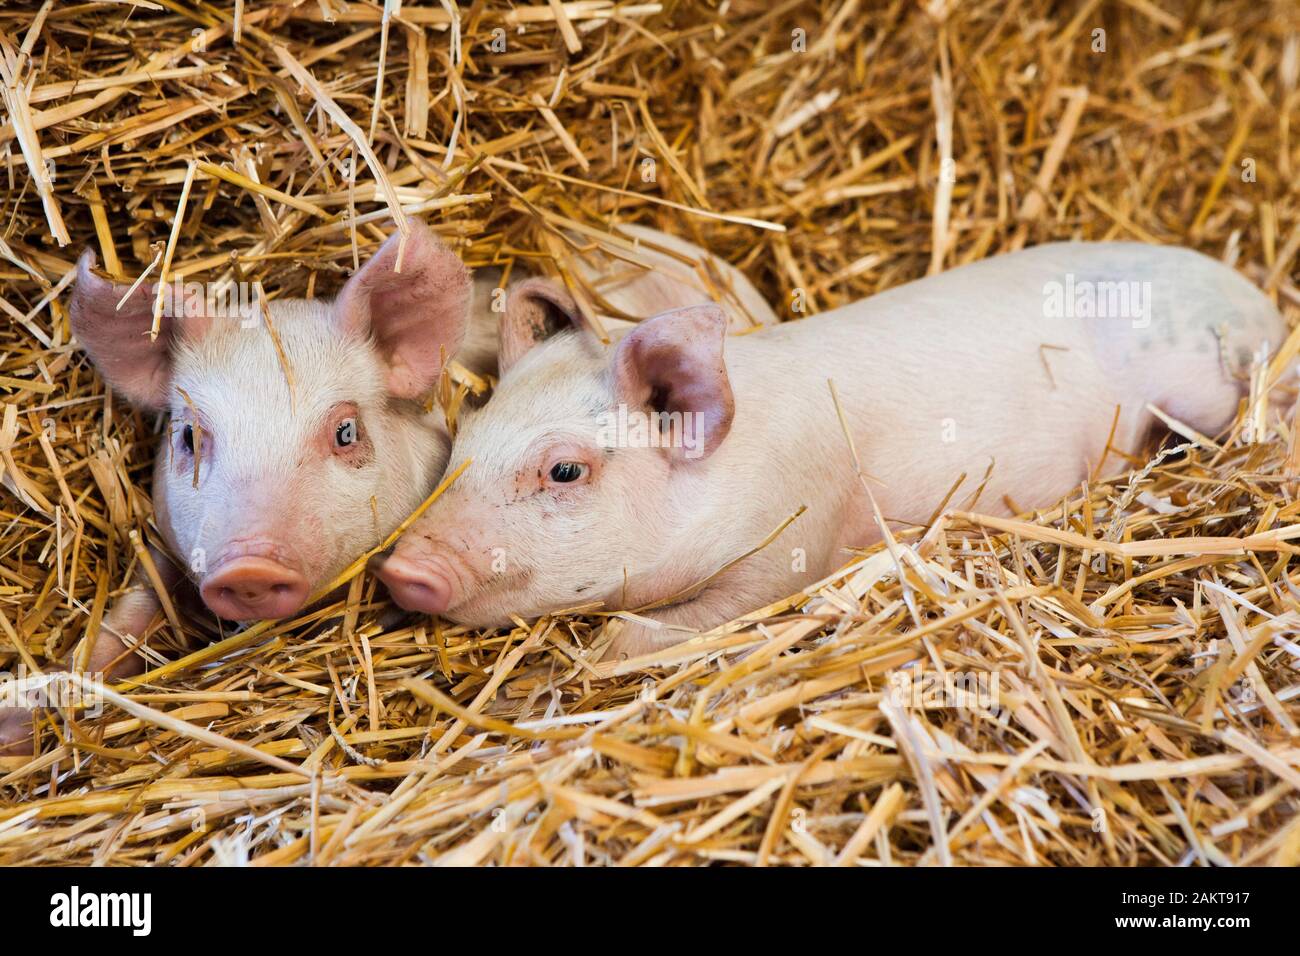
717;241;1284;533
754;241;1282;445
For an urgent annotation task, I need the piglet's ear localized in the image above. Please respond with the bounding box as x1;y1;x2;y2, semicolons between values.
69;249;175;410
499;278;582;374
612;304;734;460
334;217;471;399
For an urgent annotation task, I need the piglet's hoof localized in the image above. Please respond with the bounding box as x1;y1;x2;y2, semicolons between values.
600;618;688;664
0;706;34;758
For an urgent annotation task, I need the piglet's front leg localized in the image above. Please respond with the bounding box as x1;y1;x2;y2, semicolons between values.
75;542;189;683
0;553;177;756
602;583;758;662
0;707;33;758
77;585;164;681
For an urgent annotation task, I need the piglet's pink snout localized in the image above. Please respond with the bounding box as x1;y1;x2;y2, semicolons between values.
377;552;457;616
201;556;310;621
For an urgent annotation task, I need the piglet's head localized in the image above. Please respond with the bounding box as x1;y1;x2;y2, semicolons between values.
377;277;735;626
71;217;470;622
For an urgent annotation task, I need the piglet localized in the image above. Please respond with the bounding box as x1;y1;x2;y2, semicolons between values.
1;218;480;756
375;241;1286;658
85;216;484;624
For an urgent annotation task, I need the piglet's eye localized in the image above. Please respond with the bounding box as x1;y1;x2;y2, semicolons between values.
549;461;587;483
336;418;358;448
182;424;195;453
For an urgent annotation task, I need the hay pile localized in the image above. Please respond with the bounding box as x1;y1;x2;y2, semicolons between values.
2;0;1299;865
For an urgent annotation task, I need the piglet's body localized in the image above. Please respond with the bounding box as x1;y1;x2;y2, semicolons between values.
379;241;1285;657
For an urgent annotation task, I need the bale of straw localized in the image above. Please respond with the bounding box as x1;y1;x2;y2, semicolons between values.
0;0;1298;865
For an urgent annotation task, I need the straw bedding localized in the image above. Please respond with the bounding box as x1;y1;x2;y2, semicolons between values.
1;0;1299;865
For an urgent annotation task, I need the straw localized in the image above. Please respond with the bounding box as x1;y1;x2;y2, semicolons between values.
0;0;1297;867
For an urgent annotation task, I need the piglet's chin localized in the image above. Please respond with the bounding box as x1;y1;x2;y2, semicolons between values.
376;552;457;616
200;555;310;622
